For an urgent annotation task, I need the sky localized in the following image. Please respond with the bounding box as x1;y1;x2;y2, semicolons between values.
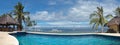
0;0;120;27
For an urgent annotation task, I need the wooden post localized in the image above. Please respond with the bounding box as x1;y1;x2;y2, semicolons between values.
17;25;21;31
6;25;8;31
2;25;4;31
116;25;119;33
118;25;120;33
13;25;15;31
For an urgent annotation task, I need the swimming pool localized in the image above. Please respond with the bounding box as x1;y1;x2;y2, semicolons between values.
11;33;120;45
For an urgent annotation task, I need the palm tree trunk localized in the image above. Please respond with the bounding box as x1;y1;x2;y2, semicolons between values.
17;25;21;31
101;25;104;33
19;20;22;31
18;16;22;31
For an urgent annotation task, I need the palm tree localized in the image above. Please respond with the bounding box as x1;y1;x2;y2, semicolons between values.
13;2;35;31
106;7;120;17
105;7;120;20
105;14;113;19
115;7;120;17
25;16;37;26
90;6;108;33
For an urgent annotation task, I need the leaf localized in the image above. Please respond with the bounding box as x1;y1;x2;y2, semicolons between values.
89;12;98;19
90;18;99;24
105;14;113;19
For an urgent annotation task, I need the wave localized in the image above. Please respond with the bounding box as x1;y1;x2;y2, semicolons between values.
49;29;62;32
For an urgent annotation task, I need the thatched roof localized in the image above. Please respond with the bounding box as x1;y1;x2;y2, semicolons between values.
0;15;19;25
107;16;120;26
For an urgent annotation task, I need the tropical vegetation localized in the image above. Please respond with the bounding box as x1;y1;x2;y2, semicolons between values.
90;6;120;33
12;2;36;31
90;6;108;32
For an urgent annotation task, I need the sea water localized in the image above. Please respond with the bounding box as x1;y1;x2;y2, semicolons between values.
24;27;108;33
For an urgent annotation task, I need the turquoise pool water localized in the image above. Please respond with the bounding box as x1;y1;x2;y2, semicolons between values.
11;33;120;45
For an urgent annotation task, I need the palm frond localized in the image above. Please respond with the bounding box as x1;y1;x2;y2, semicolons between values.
89;12;98;19
23;12;30;15
115;7;120;16
90;18;99;24
94;22;100;30
105;14;113;19
14;16;18;21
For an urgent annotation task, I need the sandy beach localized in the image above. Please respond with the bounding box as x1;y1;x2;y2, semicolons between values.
0;32;19;45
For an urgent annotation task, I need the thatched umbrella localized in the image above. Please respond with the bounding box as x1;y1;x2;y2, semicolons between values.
107;16;120;26
107;16;120;33
0;15;19;24
0;15;19;31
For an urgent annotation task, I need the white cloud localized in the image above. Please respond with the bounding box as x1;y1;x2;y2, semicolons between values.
31;0;119;22
48;0;74;6
45;21;89;25
31;11;55;21
67;0;119;22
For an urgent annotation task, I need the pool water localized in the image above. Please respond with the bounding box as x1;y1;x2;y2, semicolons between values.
11;33;120;45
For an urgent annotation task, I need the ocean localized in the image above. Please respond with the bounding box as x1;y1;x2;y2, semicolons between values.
24;27;108;33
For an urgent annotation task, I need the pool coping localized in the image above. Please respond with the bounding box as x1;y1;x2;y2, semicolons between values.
27;32;120;36
9;31;120;37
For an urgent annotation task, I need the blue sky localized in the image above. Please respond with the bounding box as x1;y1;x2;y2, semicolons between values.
0;0;120;27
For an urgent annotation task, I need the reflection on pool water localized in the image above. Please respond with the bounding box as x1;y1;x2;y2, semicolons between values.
11;33;120;45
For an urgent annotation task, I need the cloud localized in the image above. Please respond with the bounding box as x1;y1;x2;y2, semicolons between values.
31;0;119;23
48;0;75;6
31;11;65;21
67;0;119;22
45;21;89;25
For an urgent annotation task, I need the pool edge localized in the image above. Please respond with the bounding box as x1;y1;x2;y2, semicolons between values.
9;35;19;45
9;31;120;36
26;32;120;37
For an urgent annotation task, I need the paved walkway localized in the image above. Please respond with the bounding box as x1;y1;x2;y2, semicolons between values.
0;32;18;45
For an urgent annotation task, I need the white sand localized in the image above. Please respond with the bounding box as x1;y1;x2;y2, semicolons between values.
0;32;19;45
